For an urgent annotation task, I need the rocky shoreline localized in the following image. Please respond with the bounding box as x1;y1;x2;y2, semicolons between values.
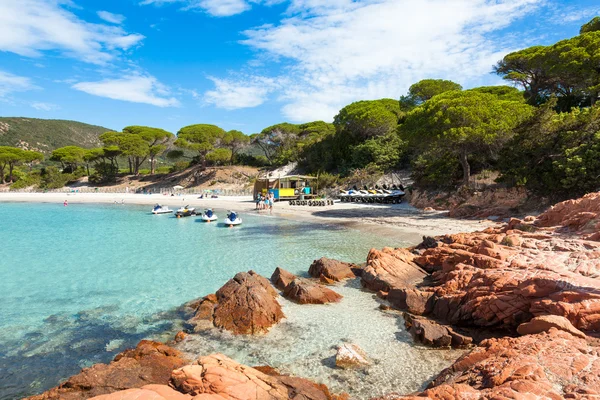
27;193;600;399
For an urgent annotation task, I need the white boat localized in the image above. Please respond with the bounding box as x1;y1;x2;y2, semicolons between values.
224;210;242;226
175;205;196;218
152;204;173;214
201;208;218;222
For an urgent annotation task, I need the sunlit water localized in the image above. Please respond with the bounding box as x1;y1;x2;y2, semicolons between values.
0;202;457;399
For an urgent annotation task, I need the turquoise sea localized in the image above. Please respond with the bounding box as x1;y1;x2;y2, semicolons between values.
0;202;414;399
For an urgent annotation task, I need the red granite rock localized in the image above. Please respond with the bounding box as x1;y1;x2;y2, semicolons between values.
27;341;190;400
186;271;284;335
271;267;297;290
283;278;343;304
361;248;427;292
381;329;600;399
308;257;356;282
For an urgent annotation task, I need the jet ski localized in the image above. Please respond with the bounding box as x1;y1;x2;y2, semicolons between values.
224;210;242;227
201;208;218;222
152;204;173;214
175;205;196;218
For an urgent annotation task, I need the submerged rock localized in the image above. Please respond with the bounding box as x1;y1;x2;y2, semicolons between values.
308;257;356;282
403;314;472;348
186;271;284;335
335;343;370;369
283;278;343;304
27;340;189;400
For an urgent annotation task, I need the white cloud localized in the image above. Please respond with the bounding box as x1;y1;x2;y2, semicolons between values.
97;11;126;25
72;74;180;107
201;0;543;122
0;0;144;64
0;70;37;97
204;76;280;109
31;102;60;111
139;0;283;17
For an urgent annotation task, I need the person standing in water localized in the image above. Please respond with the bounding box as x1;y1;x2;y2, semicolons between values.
63;200;68;206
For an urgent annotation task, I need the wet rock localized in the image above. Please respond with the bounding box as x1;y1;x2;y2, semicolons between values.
174;331;187;343
186;271;284;335
416;236;439;250
517;315;586;339
361;248;427;292
387;288;433;315
271;267;297;290
283;279;343;304
388;329;600;399
335;343;370;369
403;314;472;348
309;257;356;282
28;341;189;400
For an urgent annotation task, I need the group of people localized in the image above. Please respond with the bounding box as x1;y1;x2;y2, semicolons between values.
256;191;274;213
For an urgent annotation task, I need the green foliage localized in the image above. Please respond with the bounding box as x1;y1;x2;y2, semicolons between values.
10;169;41;190
222;130;250;164
498;101;600;197
40;166;72;189
206;148;232;165
399;79;462;110
315;172;340;190
401;90;533;185
253;121;335;166
468;86;525;102
89;162;118;184
334;99;401;140
0;146;44;183
235;153;269;167
0;117;109;151
495;31;600;109
580;16;600;34
170;161;190;173
351;132;405;171
411;150;462;188
175;124;226;166
50;146;86;172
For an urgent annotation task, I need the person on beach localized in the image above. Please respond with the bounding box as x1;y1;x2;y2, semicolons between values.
255;193;261;210
268;192;274;214
263;195;269;210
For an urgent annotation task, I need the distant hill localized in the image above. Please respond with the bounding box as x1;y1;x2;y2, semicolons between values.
0;117;112;153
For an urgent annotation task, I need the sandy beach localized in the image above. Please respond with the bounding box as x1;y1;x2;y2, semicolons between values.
0;191;495;239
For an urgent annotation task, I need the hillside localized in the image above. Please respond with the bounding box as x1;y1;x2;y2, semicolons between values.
0;117;112;153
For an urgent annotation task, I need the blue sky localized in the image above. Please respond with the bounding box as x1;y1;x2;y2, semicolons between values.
0;0;599;135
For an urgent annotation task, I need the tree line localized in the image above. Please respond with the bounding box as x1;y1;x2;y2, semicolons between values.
3;17;600;199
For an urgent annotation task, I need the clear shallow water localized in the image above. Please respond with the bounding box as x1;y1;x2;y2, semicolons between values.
0;202;419;399
179;280;463;399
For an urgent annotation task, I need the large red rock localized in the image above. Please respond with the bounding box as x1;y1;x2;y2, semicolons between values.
170;353;346;400
283;278;343;304
271;267;297;290
361;248;427;292
535;191;600;232
308;258;356;282
27;341;190;400
89;354;348;400
186;271;284;335
382;329;600;399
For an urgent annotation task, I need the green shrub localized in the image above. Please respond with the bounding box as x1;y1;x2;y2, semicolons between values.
170;161;190;173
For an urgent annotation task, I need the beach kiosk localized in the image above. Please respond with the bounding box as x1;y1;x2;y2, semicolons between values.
253;174;317;202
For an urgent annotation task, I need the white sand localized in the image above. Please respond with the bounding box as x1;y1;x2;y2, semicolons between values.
0;191;495;239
